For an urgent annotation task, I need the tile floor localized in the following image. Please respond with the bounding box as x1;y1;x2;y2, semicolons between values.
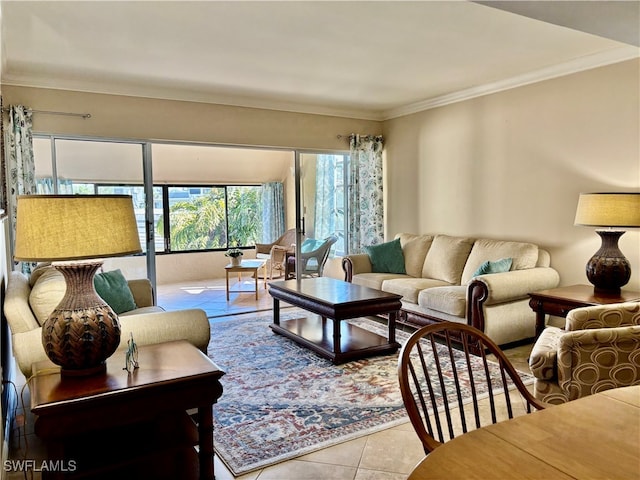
7;276;535;480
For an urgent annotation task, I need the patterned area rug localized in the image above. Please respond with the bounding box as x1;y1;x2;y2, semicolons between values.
208;310;530;476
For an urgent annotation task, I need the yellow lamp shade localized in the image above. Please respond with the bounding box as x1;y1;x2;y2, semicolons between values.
574;193;640;228
14;194;142;262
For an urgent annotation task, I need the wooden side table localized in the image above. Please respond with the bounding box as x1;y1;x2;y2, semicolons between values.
529;284;640;336
29;341;224;480
225;259;267;300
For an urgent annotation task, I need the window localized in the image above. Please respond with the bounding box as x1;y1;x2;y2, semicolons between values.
163;185;262;252
32;136;291;255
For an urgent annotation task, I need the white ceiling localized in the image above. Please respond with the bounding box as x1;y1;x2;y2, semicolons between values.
1;1;638;121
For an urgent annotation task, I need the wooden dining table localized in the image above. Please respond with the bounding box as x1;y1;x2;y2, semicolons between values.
408;385;640;480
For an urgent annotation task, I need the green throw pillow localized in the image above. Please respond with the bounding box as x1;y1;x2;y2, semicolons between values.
94;269;137;314
472;257;513;277
365;238;406;274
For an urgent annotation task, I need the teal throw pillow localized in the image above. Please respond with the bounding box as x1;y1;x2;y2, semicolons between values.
472;257;513;277
301;238;324;253
365;238;406;274
94;269;137;314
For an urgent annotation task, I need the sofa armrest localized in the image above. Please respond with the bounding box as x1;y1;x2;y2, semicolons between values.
557;325;640;400
127;279;155;308
342;254;372;282
119;308;211;353
12;328;49;378
469;267;560;306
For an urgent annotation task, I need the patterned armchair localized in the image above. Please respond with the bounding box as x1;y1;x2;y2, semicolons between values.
529;301;640;404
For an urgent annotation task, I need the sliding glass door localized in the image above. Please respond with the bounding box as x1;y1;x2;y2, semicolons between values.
297;152;349;259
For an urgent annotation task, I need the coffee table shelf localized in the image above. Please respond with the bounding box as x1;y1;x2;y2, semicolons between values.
268;278;402;364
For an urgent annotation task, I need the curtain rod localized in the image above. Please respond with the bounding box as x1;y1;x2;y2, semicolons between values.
3;108;91;119
336;134;383;140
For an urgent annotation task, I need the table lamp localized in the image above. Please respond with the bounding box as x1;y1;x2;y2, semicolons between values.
14;194;142;376
574;192;640;293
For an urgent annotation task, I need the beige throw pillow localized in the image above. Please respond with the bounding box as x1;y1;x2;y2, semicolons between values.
29;267;66;325
422;235;474;285
395;233;434;278
461;239;539;284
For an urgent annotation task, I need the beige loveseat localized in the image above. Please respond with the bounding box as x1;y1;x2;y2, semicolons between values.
4;265;211;377
529;302;640;404
342;233;560;347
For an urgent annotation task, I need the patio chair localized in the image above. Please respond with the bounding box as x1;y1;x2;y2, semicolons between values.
268;245;289;279
398;322;546;454
255;228;299;278
255;228;297;257
287;234;338;278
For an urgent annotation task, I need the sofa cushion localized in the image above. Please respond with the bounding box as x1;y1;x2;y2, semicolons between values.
352;273;407;291
395;233;433;278
94;269;138;314
471;258;513;278
461;239;539;284
365;238;406;274
418;286;468;317
29;267;67;325
422;235;474;285
382;277;449;304
29;262;53;287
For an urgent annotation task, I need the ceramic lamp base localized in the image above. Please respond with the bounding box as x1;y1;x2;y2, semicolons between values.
41;260;121;376
586;230;631;294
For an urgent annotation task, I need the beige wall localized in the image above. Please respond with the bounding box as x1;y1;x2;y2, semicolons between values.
1;86;381;150
383;59;640;290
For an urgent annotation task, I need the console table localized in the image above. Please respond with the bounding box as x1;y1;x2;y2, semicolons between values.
529;284;640;336
30;341;224;480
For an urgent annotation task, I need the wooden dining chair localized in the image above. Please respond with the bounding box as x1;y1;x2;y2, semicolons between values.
398;322;546;454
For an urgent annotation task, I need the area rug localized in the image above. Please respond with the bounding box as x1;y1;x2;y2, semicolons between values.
208;310;532;476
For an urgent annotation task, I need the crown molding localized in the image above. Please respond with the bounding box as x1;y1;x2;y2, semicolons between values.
0;73;385;122
3;44;637;123
382;45;639;120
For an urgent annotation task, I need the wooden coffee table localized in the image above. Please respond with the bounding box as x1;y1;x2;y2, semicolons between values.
268;277;402;364
529;284;640;336
29;341;224;480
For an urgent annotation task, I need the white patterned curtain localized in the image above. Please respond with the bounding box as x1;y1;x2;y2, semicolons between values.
348;134;384;253
261;181;285;242
314;154;338;239
5;105;37;273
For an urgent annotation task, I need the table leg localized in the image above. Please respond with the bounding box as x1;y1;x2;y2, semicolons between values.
332;317;341;354
226;271;230;301
262;264;267;289
529;299;545;337
273;298;280;326
198;405;214;480
254;268;258;300
388;311;397;344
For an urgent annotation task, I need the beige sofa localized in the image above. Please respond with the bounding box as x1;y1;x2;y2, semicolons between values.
529;302;640;404
342;233;560;347
4;265;211;377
